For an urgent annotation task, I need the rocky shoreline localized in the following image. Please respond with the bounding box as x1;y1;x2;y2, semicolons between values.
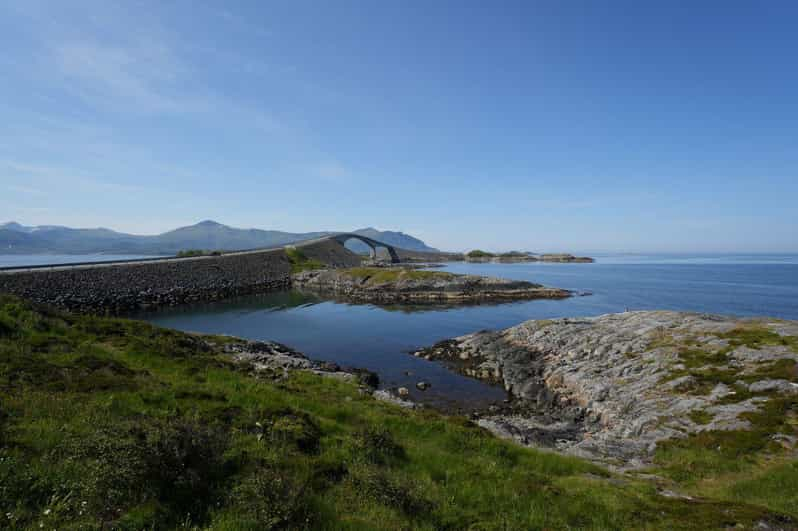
413;311;798;468
221;338;376;385
217;337;429;410
291;267;571;303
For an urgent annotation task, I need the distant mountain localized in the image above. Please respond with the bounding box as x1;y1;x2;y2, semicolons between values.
1;222;31;233
151;220;332;253
0;229;52;252
0;221;439;255
0;222;142;254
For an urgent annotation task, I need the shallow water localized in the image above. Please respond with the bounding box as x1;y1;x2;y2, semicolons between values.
134;254;798;410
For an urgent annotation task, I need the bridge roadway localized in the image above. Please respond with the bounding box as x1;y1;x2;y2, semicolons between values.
0;233;400;274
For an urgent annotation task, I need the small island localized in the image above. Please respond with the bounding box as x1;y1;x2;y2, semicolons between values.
465;250;594;263
292;266;571;303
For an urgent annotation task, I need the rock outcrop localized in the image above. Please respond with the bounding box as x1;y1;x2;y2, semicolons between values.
292;267;571;304
413;311;798;467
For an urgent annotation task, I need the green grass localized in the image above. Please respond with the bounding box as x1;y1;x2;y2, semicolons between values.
286;247;326;273
0;295;795;529
721;461;798;517
342;267;455;284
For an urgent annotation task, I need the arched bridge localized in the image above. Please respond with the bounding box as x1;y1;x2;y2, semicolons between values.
295;233;401;264
329;233;401;263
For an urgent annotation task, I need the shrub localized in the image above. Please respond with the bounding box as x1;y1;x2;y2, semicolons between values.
177;249;207;258
50;419;231;527
128;328;212;358
0;452;48;527
350;426;406;466
352;368;380;388
349;467;434;517
286;247;325;273
0;404;6;446
250;408;322;455
227;466;311;529
0;314;15;338
143;419;231;518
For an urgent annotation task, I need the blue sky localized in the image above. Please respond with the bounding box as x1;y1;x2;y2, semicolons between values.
1;1;796;253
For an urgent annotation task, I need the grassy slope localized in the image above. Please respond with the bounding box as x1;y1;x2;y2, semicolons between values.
0;296;795;530
286;247;326;274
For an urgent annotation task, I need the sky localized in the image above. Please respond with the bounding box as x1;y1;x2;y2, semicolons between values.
1;0;797;253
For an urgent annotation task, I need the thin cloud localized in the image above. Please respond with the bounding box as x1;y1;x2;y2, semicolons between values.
53;40;200;114
7;184;44;195
310;161;352;182
49;38;290;134
1;158;147;194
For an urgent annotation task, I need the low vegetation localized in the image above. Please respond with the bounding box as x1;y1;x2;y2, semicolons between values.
286;247;326;273
720;325;798;352
649;324;798;517
176;249;223;258
466;250;495;258
342;267;455;284
0;296;794;529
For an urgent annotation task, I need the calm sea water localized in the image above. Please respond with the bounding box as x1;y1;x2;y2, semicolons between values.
129;254;798;410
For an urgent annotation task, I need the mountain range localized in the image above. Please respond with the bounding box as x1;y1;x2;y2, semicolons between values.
0;220;439;255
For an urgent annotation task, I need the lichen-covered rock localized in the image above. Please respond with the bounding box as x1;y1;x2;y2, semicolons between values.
414;311;798;467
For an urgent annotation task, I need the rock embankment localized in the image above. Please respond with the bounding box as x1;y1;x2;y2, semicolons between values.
291;267;571;303
0;249;291;314
413;311;798;467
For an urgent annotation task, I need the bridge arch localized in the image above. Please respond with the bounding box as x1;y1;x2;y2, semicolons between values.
330;233;400;263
